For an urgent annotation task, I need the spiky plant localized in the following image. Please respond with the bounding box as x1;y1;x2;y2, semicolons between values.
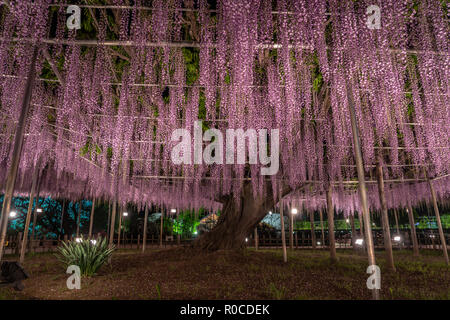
56;237;115;276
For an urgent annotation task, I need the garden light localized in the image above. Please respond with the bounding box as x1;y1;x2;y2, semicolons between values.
355;238;364;246
9;211;17;218
171;208;177;213
346;218;349;223
90;240;97;245
75;238;82;243
317;241;321;245
269;211;272;215
123;212;128;217
36;208;43;213
393;236;401;242
245;238;248;242
291;208;298;215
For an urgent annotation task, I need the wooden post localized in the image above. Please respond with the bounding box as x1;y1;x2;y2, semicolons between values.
310;210;316;249
280;201;287;263
427;177;449;265
88;198;96;238
407;204;420;257
254;227;258;250
19;159;40;263
326;185;337;262
142;205;148;253
0;47;39;262
376;160;396;271
319;208;325;248
346;79;379;300
159;209;164;247
108;201;116;248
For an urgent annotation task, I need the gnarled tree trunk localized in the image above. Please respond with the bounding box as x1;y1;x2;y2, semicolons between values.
195;183;275;251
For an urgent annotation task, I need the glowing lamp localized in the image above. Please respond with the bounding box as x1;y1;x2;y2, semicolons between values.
355;238;364;246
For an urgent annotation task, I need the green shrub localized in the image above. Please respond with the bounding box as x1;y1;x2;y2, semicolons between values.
55;237;115;276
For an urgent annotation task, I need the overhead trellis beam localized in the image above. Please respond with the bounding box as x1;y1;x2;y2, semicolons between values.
1;37;449;56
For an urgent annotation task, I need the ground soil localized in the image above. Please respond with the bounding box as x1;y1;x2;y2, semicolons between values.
1;248;449;300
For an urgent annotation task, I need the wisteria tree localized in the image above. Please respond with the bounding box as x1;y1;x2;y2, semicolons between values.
0;0;448;251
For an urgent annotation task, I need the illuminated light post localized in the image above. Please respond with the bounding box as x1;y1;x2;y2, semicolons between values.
170;209;180;245
289;207;297;249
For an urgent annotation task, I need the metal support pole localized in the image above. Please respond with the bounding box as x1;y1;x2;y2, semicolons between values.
350;214;356;248
19;159;40;263
427;177;449;265
376;160;396;271
319;208;325;248
159;209;164;247
326;184;337;261
407;204;420;257
394;209;400;234
346;80;379;300
76;202;81;238
358;212;364;238
310;210;316;249
108;201;116;248
142;205;148;253
289;205;294;249
280;200;287;263
0;46;39;262
106;201;111;240
88;198;95;238
117;205;123;248
59;199;66;240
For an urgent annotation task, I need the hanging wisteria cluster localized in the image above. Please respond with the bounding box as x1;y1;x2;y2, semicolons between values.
0;0;448;213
